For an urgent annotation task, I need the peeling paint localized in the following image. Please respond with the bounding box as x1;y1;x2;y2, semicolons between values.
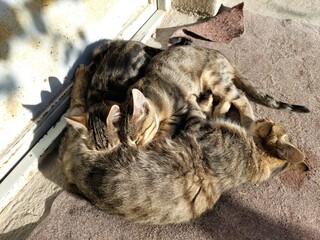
4;90;22;118
0;0;154;187
0;0;159;237
0;22;12;42
0;3;24;59
83;0;118;22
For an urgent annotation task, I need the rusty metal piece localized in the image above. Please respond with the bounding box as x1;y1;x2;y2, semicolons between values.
183;2;244;42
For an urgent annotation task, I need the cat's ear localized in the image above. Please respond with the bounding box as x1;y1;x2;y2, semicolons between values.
276;143;305;163
106;105;121;127
65;115;88;131
131;88;150;119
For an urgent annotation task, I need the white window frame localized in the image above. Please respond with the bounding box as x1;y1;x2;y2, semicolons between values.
0;0;171;211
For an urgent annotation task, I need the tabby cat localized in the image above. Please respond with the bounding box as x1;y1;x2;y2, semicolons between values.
62;38;191;153
66;44;309;155
62;69;308;224
87;37;191;105
112;45;309;147
59;65;120;186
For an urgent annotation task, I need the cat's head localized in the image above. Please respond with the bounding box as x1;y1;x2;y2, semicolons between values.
91;40;151;92
65;105;121;151
121;89;159;146
254;118;309;178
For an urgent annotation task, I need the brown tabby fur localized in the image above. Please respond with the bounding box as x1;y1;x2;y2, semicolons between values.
61;66;308;224
61;38;192;183
117;45;309;148
88;37;191;104
61;39;174;153
66;43;309;153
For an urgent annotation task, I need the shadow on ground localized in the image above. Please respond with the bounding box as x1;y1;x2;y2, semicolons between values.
26;190;318;240
0;191;61;240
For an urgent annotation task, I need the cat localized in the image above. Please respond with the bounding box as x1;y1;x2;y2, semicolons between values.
62;89;308;225
61;38;192;182
87;37;191;105
111;45;309;148
61;40;309;225
66;44;310;154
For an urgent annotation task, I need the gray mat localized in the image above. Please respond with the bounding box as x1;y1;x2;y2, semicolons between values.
28;9;320;240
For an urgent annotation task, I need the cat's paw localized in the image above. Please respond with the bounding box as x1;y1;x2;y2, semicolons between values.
187;94;198;104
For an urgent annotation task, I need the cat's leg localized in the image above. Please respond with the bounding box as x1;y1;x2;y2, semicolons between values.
188;94;207;120
69;64;93;115
205;71;255;130
184;94;208;131
202;69;237;120
155;104;188;139
231;92;255;130
156;94;209;138
212;100;231;116
197;91;214;117
211;93;254;130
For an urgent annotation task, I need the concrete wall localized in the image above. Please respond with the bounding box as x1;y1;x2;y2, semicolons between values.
225;0;320;26
172;0;221;16
0;0;152;181
172;0;320;27
0;0;155;239
0;150;62;240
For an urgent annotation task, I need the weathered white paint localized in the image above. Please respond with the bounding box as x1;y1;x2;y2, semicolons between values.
0;0;155;181
0;1;169;238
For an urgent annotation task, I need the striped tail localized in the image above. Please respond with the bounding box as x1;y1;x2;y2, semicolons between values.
232;70;310;113
277;102;310;113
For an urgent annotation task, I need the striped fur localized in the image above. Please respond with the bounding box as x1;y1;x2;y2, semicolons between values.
59;44;309;225
87;39;163;104
119;45;310;146
60;39;191;182
61;107;308;225
232;69;310;112
88;38;191;104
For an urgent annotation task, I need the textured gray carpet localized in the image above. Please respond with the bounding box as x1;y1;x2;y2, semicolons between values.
28;9;320;240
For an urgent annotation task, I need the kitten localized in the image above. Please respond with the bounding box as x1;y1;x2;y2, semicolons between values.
66;44;310;154
62;99;308;225
117;45;309;147
87;37;191;105
61;38;192;182
64;38;193;152
60;65;121;185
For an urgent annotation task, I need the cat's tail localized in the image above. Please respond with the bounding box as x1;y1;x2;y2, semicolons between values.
233;70;310;113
